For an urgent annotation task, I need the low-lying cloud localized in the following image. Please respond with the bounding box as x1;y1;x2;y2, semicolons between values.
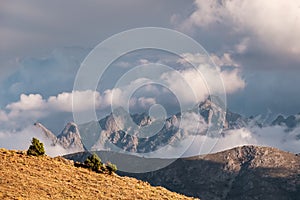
0;125;71;157
184;125;300;157
144;125;300;159
0;115;299;158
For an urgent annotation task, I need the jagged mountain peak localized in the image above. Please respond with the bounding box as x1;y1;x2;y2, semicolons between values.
131;112;152;127
34;122;57;144
195;96;250;130
57;122;85;151
196;96;227;132
35;121;85;152
58;122;80;137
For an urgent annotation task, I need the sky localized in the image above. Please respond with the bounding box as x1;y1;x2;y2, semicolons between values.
0;0;300;154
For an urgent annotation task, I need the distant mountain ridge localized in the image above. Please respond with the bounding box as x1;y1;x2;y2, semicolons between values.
65;145;300;200
87;97;248;153
271;113;300;129
36;97;300;154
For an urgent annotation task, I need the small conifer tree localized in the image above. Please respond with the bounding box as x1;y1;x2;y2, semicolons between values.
27;137;45;156
84;153;102;172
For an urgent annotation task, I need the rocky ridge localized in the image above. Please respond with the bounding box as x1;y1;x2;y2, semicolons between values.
37;97;300;154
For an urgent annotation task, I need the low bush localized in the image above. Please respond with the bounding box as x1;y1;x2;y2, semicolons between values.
80;153;117;175
105;162;117;174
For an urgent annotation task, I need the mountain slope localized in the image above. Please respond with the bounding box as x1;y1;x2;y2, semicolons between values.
120;145;300;200
66;145;300;200
0;148;197;200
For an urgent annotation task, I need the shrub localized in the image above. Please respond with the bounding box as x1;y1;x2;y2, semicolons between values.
106;161;117;174
27;137;45;156
84;153;102;172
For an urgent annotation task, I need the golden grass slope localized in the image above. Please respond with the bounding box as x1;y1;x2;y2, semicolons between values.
0;149;198;200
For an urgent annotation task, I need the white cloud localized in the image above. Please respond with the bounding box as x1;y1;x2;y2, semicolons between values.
137;97;156;108
178;0;227;30
6;94;45;111
5;90;101;115
178;0;300;57
148;125;300;158
161;68;208;106
177;53;208;66
107;78;158;109
48;90;101;112
178;52;239;67
235;37;250;54
220;69;245;93
102;88;123;108
211;125;300;154
0;87;155;128
3;94;48;127
139;59;150;65
210;53;240;68
174;53;245;100
180;112;208;135
0;91;103;128
0;110;9;122
0;125;76;156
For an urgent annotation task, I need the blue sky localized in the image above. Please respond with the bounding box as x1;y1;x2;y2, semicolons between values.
1;0;300;151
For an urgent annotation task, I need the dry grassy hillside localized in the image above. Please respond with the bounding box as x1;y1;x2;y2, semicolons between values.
0;149;197;200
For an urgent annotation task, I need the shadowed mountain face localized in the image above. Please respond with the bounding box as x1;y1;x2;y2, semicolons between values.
65;145;300;200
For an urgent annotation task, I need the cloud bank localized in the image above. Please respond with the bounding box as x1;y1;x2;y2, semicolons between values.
147;125;300;159
175;0;300;58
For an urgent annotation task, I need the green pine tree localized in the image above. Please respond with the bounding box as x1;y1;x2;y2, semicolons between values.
27;137;45;156
84;153;102;172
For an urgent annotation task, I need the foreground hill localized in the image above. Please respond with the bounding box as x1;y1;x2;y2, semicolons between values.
0;149;197;200
66;145;300;200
